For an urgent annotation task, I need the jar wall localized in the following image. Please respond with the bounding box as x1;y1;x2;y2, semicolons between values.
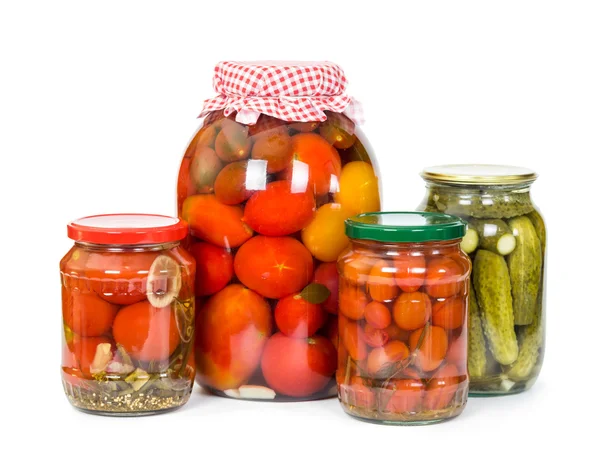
418;182;546;395
178;111;381;401
337;239;470;424
60;243;196;415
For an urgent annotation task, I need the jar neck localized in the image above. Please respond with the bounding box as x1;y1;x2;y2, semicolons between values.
74;241;180;253
349;238;462;252
424;181;533;196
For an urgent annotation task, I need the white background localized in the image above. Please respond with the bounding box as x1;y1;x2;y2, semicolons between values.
0;0;598;469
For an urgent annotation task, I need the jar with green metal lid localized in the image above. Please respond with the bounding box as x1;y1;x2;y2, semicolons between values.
337;212;470;425
417;164;546;396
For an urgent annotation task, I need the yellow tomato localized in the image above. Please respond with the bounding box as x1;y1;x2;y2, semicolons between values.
301;203;349;262
334;161;380;216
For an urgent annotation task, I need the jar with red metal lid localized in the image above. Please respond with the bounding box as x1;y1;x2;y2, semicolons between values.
337;212;470;425
178;61;381;401
60;214;196;415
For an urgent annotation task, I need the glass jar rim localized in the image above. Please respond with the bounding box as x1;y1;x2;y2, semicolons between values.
67;214;188;245
345;212;466;243
421;164;537;186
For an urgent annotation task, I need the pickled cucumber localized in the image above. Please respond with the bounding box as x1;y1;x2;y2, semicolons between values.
460;227;479;254
507;216;542;326
467;280;487;378
431;191;534;219
526;209;546;254
470;219;516;255
473;250;519;365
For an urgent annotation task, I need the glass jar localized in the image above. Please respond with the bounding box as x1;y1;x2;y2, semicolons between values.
418;165;546;396
337;212;470;425
179;61;381;401
60;214;196;416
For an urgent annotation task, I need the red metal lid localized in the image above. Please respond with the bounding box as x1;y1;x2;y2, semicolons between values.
67;214;188;245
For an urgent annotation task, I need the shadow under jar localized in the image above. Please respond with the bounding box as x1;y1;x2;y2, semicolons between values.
178;61;381;401
337;212;471;425
418;165;546;396
61;215;196;416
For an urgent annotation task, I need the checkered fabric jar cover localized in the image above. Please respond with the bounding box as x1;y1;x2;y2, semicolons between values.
198;61;363;125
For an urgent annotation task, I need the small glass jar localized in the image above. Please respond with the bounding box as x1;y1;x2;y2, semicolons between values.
60;214;196;416
417;165;546;396
337;212;470;425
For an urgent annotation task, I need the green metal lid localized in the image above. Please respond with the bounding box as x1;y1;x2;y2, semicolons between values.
345;212;466;243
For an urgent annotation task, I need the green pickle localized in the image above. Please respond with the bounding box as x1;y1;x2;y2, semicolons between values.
473;250;519;365
507;216;542;326
419;165;545;396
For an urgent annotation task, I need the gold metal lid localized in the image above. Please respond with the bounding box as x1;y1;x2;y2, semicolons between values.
421;164;537;185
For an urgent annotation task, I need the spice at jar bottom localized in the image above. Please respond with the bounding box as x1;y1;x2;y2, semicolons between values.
337;212;470;425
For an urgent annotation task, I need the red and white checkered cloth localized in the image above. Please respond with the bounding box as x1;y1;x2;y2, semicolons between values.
198;61;364;125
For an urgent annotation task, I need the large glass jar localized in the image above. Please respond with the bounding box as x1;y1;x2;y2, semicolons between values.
337;212;470;425
61;215;196;415
178;61;381;401
418;165;546;396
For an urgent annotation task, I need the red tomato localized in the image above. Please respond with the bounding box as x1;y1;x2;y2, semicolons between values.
112;300;180;362
71;335;113;378
393;252;426;292
63;291;118;337
366;340;410;377
409;325;448;372
383;379;425;414
214;161;254;205
361;324;390;348
261;334;336;397
312;262;339;314
286;133;342;196
364;301;392;329
250;131;293;173
243;181;316;236
425;257;464;298
432;297;466;330
393;291;432;331
367;260;399;302
338;282;368;320
234;236;314;299
340;253;375;285
195;284;272;391
340;318;367;361
275;294;326;338
189;242;233;296
446;330;468;375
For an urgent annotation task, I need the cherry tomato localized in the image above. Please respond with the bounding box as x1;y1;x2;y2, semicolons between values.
425;257;464;298
393;252;426;292
313;262;339;314
214;120;252;162
251;130;293;173
382;379;425;414
409;325;448;372
432;297;466;330
367;260;399;302
362;324;390;348
301;203;348;262
364;301;392;329
275;294;326;338
385;323;411;343
234;236;314;299
189;242;233;296
63;291;118;337
340;318;367;361
446;330;467;374
72;335;114;378
340;253;375;285
339;282;368;320
366;340;410;377
393;291;432;331
214;161;254;205
261;334;336;397
334;161;380;216
423;364;461;411
184;125;217;158
112;300;180;362
189;146;222;194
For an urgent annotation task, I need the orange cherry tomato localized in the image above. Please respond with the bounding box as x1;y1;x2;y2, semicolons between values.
362;324;390;348
243;181;316;236
214;120;252;162
446;330;467;375
423;364;461;411
275;293;326;338
261;334;336;397
340;253;374;285
340;319;367;361
214;161;254;205
234;236;314;299
393;252;426;292
338;282;368;320
364;301;392;329
71;335;114;378
251;130;293;173
287;133;342;196
432;297;466;330
195;284;272;391
63;291;118;337
393;291;432;331
367;260;399;302
425;257;464;298
84;251;158;305
313;262;339;314
384;323;411;343
409;325;448;372
189;242;233;296
113;300;180;362
382;379;425;414
182;194;253;248
366;340;410;377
